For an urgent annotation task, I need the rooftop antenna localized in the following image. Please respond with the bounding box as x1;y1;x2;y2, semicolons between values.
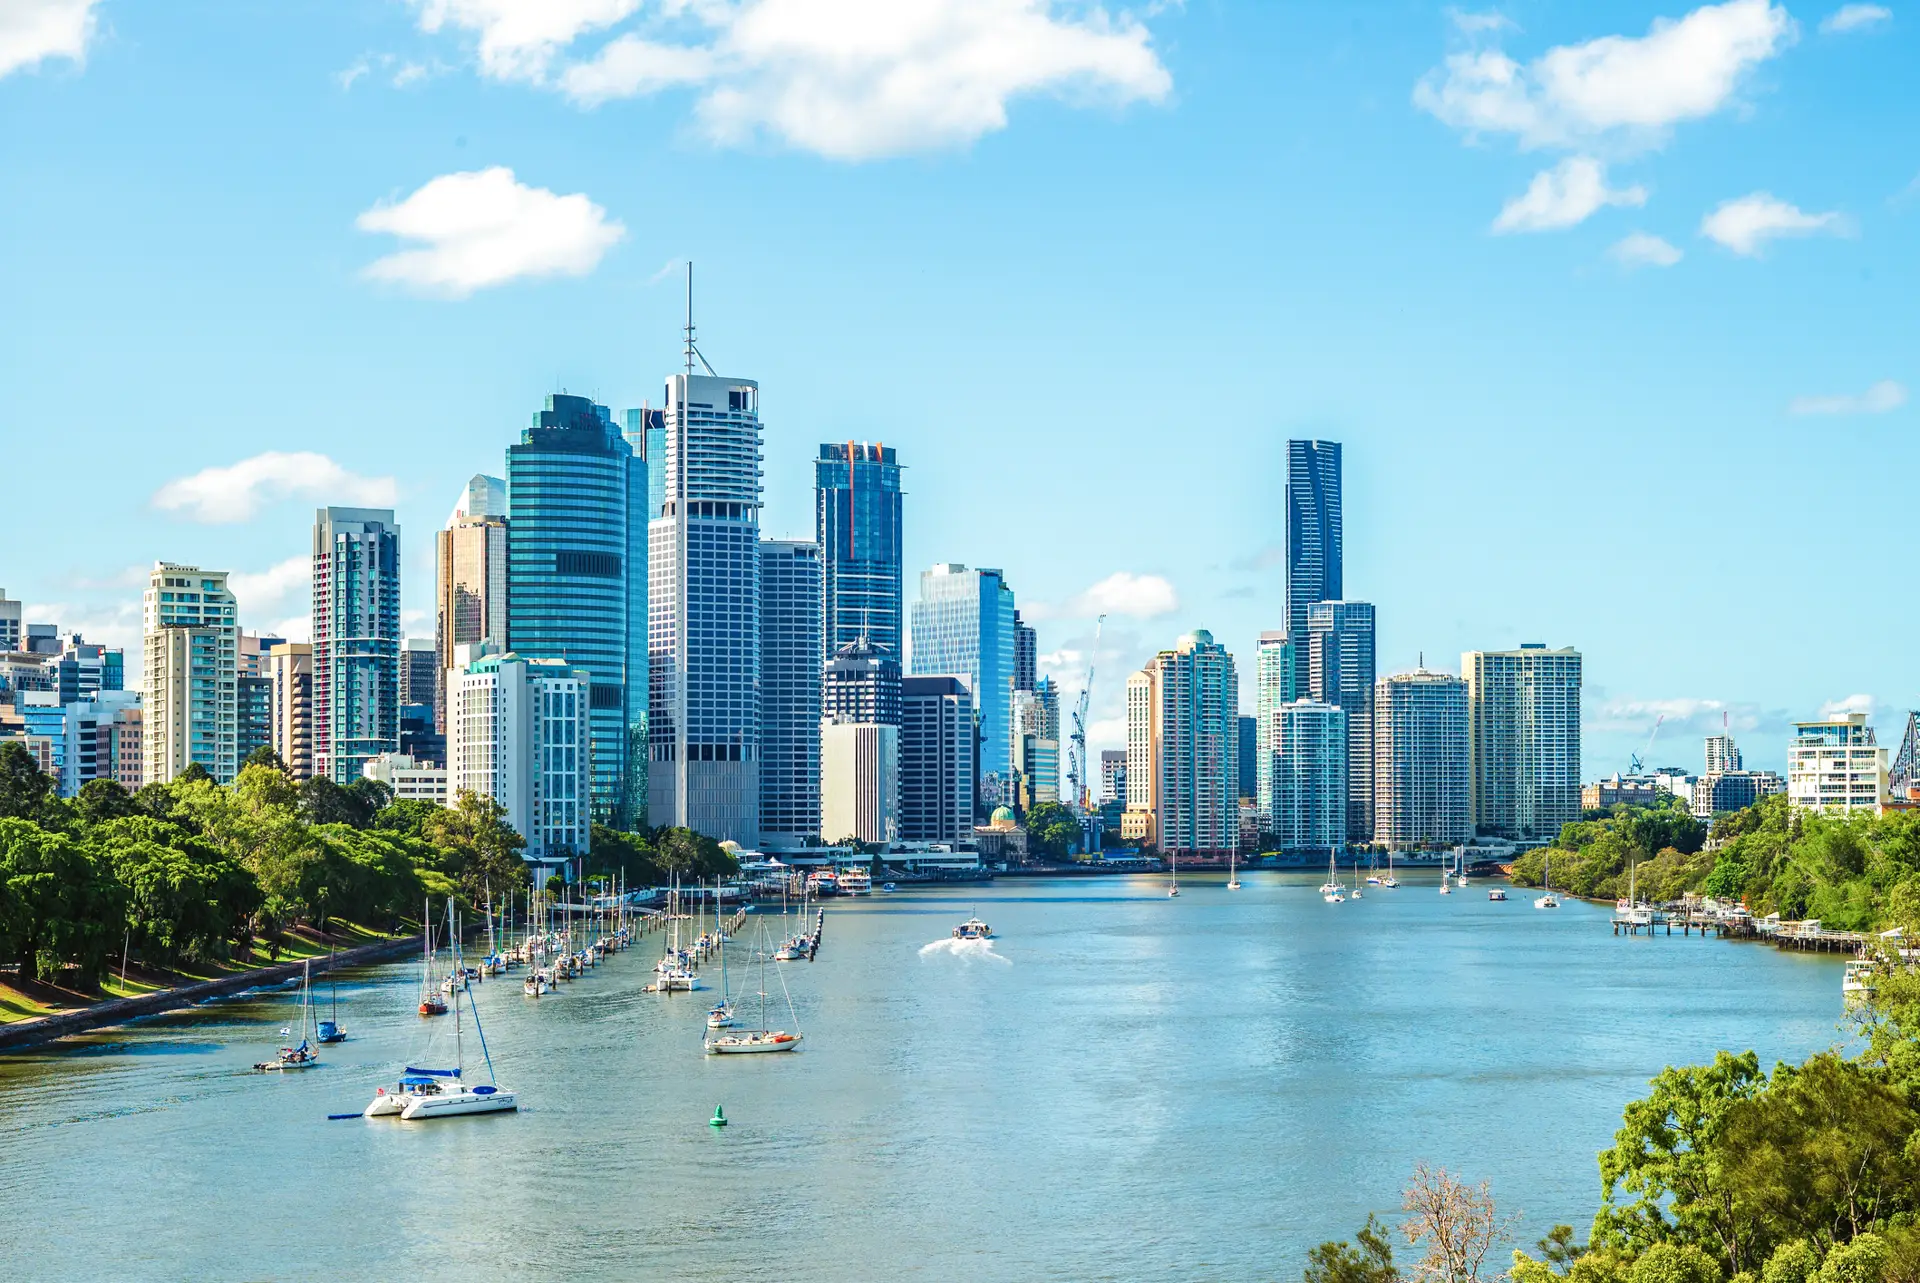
683;261;716;378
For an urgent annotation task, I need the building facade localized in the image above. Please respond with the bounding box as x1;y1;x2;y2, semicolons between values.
1010;677;1060;809
311;508;402;785
507;394;647;829
1285;439;1342;695
821;721;898;845
759;539;822;847
142;562;238;785
236;632;282;767
1100;749;1127;805
1787;713;1887;814
1122;630;1239;858
909;563;1016;812
824;635;903;726
1254;630;1294;828
436;481;510;733
1463;644;1583;842
901;675;974;843
1372;669;1469;848
814;442;903;663
1275;700;1347;852
1305;599;1376;843
1705;733;1742;774
1692;770;1785;817
649;372;762;846
362;751;449;805
269;642;314;780
1013;609;1037;694
446;645;592;867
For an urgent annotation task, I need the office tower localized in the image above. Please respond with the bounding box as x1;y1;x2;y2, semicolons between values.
310;508;401;784
1121;630;1238;857
649;371;762;845
142;562;238;784
22;689;141;798
909;563;1017;811
269;642;314;780
1237;715;1256;801
1275;700;1347;852
0;589;18;651
824;634;902;725
401;638;437;714
447;644;592;866
759;539;822;846
1787;712;1887;814
435;482;508;733
1100;749;1127;804
1285;440;1342;694
508;393;648;828
1253;631;1294;827
1010;677;1060;808
901;675;974;842
625;408;668;520
1013;609;1037;693
236;632;283;766
1305;600;1376;842
815;442;904;663
821;721;898;844
1705;733;1742;774
1463;644;1583;840
1373;669;1469;847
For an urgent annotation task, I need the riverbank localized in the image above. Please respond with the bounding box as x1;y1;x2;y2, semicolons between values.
0;929;424;1055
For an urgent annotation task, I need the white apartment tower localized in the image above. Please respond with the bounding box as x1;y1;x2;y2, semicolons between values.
1373;669;1470;848
447;645;592;867
142;562;238;784
1275;699;1347;852
1705;733;1742;774
1463;644;1582;841
1787;712;1887;814
1253;631;1293;827
1122;630;1239;857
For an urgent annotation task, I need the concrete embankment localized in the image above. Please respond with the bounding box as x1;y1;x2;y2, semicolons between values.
0;934;425;1056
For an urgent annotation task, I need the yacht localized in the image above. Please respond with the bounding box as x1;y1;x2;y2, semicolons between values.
706;930;804;1056
255;962;322;1071
1535;849;1561;909
953;915;994;941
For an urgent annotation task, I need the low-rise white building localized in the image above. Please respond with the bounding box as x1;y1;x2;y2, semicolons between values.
362;751;448;805
446;644;591;868
1787;713;1887;815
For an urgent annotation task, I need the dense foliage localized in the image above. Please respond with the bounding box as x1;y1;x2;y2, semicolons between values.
1023;801;1083;859
1509;797;1708;901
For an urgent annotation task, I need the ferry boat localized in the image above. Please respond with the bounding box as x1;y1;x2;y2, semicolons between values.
806;871;840;898
953;915;994;941
838;869;873;896
1487;887;1508;902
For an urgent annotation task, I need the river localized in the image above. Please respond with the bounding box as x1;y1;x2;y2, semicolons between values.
0;874;1849;1281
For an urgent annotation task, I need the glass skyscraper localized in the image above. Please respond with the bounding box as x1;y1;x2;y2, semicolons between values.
1305;599;1376;842
815;442;903;664
909;563;1016;812
759;539;821;847
1285;439;1342;694
310;509;401;784
506;394;648;828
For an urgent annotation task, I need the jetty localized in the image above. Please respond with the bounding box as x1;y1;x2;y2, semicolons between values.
1608;896;1868;953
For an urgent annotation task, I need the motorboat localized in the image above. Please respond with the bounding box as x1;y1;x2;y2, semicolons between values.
707;1000;737;1028
880;882;897;893
1844;957;1876;1005
1535;892;1561;909
952;916;994;941
1488;888;1508;902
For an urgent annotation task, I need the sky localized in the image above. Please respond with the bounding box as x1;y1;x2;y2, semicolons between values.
3;0;1916;777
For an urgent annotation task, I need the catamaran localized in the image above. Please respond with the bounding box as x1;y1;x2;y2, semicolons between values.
366;903;518;1120
705;929;803;1055
254;959;321;1071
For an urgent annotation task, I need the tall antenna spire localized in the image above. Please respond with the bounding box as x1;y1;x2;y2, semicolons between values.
681;260;716;378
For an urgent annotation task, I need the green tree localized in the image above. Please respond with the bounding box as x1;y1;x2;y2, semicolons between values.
422;791;529;905
96;816;258;967
0;817;124;984
0;742;54;821
1025;801;1081;859
1306;1215;1400;1283
73;778;140;827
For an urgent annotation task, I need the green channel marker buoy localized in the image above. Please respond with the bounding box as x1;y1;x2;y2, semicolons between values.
710;1105;728;1128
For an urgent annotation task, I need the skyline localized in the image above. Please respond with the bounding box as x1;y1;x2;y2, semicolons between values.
6;0;1919;775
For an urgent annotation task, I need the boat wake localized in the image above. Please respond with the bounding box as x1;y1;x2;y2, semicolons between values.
918;938;1011;965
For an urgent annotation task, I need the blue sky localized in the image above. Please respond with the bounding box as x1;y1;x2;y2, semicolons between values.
3;0;1915;775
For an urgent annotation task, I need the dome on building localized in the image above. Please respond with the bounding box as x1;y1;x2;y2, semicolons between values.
989;805;1017;828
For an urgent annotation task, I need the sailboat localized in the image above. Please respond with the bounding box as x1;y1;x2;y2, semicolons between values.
254;959;321;1071
1226;845;1241;892
1365;853;1383;887
705;929;803;1055
706;916;736;1029
1381;848;1398;889
1168;850;1180;898
1456;849;1470;888
418;899;448;1016
1535;848;1560;910
1350;855;1364;899
366;902;518;1119
1322;850;1344;903
317;946;346;1043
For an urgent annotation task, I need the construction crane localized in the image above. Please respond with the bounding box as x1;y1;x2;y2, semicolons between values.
1892;711;1920;800
1065;614;1106;813
1629;714;1665;776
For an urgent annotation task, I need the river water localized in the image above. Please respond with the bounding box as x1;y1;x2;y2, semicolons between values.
0;874;1849;1281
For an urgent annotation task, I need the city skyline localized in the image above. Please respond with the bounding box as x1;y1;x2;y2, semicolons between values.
7;1;1918;775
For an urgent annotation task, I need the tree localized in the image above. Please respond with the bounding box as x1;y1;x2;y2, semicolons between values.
422;791;529;904
1306;1215;1400;1283
0;817;124;984
299;776;382;829
96;816;259;967
0;742;54;821
653;827;737;881
1400;1164;1516;1283
1025;801;1081;859
242;745;287;774
73;778;139;827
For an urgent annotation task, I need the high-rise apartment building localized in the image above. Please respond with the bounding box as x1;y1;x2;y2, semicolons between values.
1705;733;1742;774
269;642;314;780
446;644;592;868
759;539;822;847
821;722;898;844
1787;713;1887;814
508;394;648;828
237;632;283;766
1285;440;1342;695
1100;749;1127;805
1463;644;1583;841
401;637;437;714
901;675;974;842
1011;677;1060;809
1013;609;1037;694
649;371;763;846
435;479;508;732
1691;770;1785;818
1253;631;1294;828
1275;700;1347;852
142;562;238;785
1121;630;1238;857
815;442;903;663
1237;715;1256;801
310;508;401;784
1373;669;1470;848
1306;600;1376;843
909;563;1017;812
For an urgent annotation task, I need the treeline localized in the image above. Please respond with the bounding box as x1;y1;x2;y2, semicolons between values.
1307;957;1920;1283
1508;794;1920;930
0;743;736;990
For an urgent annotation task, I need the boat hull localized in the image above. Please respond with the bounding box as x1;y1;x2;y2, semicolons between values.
705;1033;802;1055
399;1088;518;1119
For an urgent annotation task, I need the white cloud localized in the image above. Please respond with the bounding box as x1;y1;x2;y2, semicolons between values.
1611;230;1684;266
1493;156;1646;232
229;557;312;615
356;167;625;297
1449;9;1515;35
0;0;98;78
1071;571;1179;619
1700;191;1850;255
153;452;398;523
1820;693;1876;718
1415;0;1794;152
1821;4;1893;33
1787;379;1907;415
425;0;1172;161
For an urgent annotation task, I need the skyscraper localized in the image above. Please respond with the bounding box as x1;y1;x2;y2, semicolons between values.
901;675;974;842
237;632;283;767
0;589;19;651
824;634;902;726
624;408;668;521
649;371;763;845
1463;644;1583;841
1013;609;1037;694
1253;630;1294;829
759;539;822;847
311;508;402;784
269;642;314;780
1305;600;1376;843
507;394;648;828
400;637;438;717
1237;715;1256;801
1275;700;1347;853
909;563;1016;812
435;475;508;732
1100;749;1127;804
1121;630;1239;858
1285;440;1342;694
1011;677;1060;808
821;722;898;844
446;644;592;868
143;562;238;784
815;442;903;663
1704;733;1742;773
1373;669;1470;848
